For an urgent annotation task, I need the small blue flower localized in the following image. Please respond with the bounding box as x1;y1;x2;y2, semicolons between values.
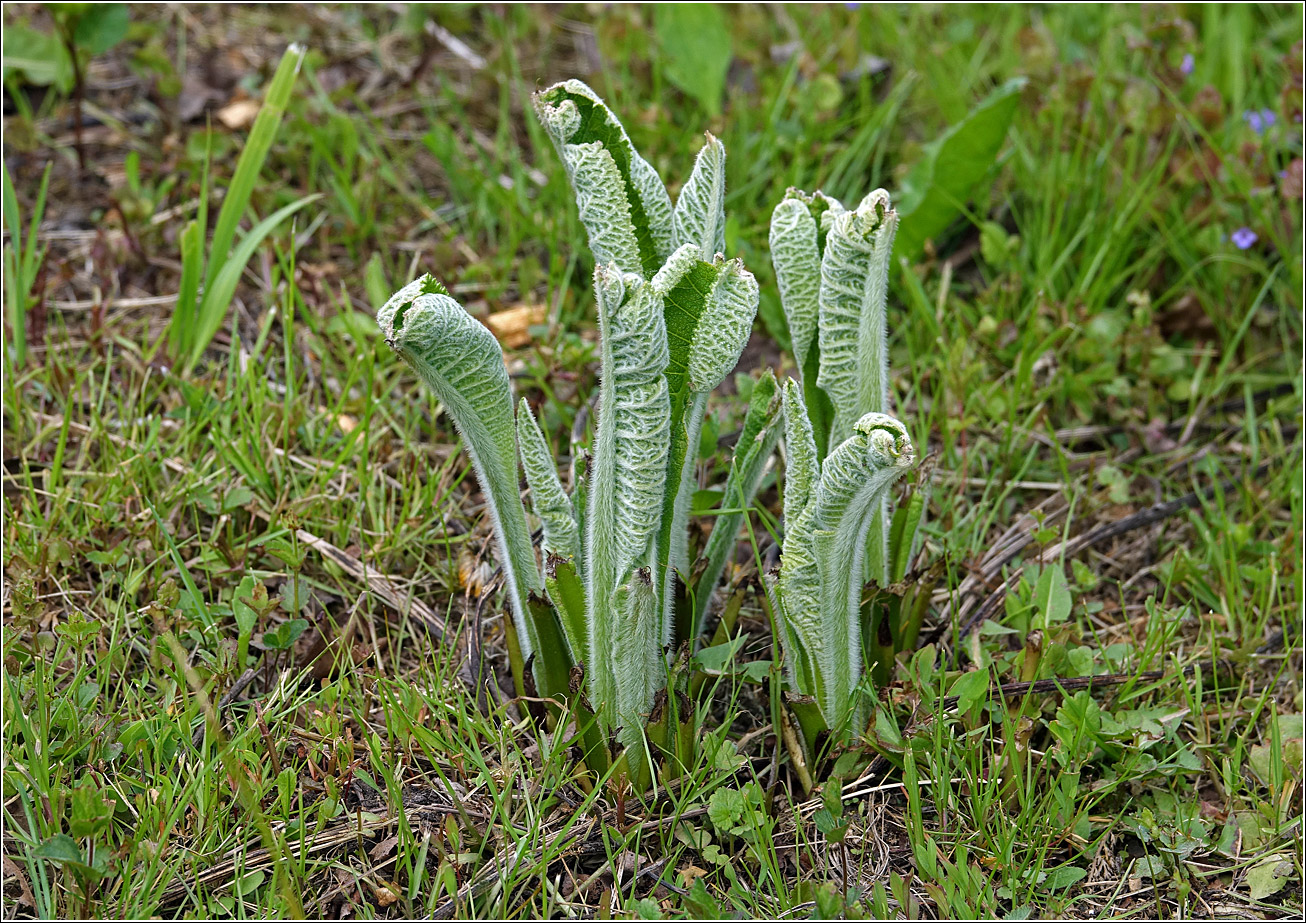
1244;108;1277;134
1231;227;1258;250
1180;53;1194;76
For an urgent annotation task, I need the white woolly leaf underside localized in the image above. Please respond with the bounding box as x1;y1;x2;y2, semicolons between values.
535;79;673;278
816;189;899;448
376;277;542;660
517;398;580;565
778;382;914;730
672;133;727;262
585;266;671;736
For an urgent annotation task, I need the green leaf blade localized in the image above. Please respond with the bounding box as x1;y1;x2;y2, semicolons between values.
894;77;1026;260
655;4;733;116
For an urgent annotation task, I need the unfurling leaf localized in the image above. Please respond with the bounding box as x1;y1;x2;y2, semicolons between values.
776;384;915;734
534;81;673;278
377;276;543;665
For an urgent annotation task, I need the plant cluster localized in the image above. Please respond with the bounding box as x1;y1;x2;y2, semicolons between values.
379;79;931;787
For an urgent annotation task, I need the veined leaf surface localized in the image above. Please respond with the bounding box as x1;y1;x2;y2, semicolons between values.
535;80;673;278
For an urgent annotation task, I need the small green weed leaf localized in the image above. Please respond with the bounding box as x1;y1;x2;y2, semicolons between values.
33;834;106;881
979;221;1018;269
814;882;845;919
1041;866;1087;891
54;611;101;643
1;26;73;90
1247;854;1295;900
69;782;115;838
232;576;261;636
707;786;746;833
33;834;84;865
691;487;723;514
233;869;266;897
633;897;665;919
260;619;308;651
693;636;746;674
1095;465;1131;503
832;750;869;781
684;877;722;919
74;681;99;709
72;4;129;56
674;822;713;851
220;487;255;513
949;669;990;714
1134;855;1170;881
894;78;1026;259
1032;565;1072;629
262;536;306;569
708;738;745;772
279;576;309;613
655;4;732;116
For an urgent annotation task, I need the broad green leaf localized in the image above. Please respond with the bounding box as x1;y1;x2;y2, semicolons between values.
1;26;73;91
655;4;732;116
544;554;587;666
73;4;129;55
652;249;758;644
894;78;1026;259
32;834;84;865
33;834;105;881
889;487;927;584
692;369;781;634
1032;565;1072;629
524;593;575;701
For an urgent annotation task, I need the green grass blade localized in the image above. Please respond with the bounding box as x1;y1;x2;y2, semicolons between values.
170;219;203;357
202;44;305;298
186;193;320;369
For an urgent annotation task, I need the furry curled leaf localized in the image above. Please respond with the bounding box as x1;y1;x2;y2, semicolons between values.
535;80;674;278
654;249;759;640
672;133;727;261
689;259;758;392
778;401;915;731
376;276;542;660
586;266;672;742
517;399;580;565
816;189;899;448
586;265;670;599
770;189;843;372
605;568;663;752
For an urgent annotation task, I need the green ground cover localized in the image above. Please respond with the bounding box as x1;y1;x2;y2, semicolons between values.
2;3;1302;918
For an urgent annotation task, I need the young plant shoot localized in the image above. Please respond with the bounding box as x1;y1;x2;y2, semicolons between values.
770;186;930;739
379;81;772;780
